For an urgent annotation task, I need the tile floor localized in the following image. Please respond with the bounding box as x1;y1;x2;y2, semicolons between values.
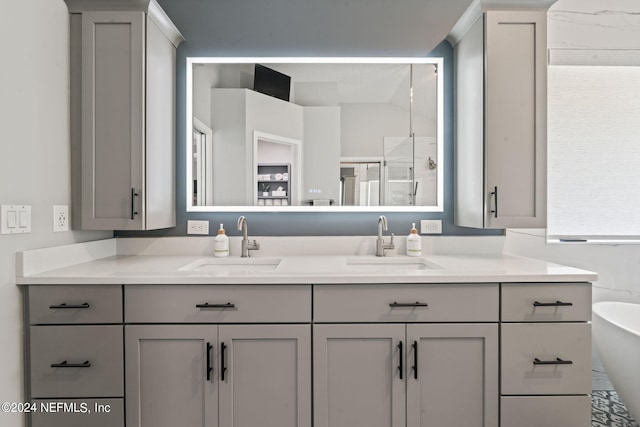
592;348;638;427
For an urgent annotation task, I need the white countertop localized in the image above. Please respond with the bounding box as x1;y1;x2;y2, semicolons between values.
16;250;598;285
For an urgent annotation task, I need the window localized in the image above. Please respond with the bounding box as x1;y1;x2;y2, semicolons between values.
547;50;640;241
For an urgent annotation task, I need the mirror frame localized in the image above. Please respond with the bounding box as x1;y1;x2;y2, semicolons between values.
185;57;444;212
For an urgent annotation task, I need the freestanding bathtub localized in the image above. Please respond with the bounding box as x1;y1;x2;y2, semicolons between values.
592;301;640;422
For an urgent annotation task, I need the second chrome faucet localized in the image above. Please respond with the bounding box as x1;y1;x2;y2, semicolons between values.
376;215;395;257
237;216;260;257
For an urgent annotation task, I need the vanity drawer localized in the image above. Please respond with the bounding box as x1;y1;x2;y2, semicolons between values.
30;398;124;427
501;396;591;427
314;284;499;323
125;285;311;323
501;323;591;395
28;285;122;325
501;282;591;322
29;325;124;398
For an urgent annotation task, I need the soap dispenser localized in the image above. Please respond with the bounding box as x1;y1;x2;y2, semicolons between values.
407;223;422;257
214;224;230;257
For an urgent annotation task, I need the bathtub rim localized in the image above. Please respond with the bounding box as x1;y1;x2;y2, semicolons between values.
592;301;640;338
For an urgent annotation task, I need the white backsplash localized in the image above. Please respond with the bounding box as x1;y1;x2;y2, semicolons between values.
116;235;506;257
504;229;640;304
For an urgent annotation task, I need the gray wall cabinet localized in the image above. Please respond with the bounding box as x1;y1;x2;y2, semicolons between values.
67;0;184;230
455;10;547;229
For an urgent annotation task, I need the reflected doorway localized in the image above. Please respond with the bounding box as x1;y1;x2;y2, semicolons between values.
339;161;383;206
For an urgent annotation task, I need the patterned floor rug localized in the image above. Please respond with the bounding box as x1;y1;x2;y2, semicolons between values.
593;390;639;427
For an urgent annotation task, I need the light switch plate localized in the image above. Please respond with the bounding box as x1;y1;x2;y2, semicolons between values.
2;205;31;234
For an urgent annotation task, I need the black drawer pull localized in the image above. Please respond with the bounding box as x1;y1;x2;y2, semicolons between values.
49;303;90;309
533;300;573;307
533;357;573;366
206;342;213;381
389;302;428;308
196;302;236;309
51;360;91;368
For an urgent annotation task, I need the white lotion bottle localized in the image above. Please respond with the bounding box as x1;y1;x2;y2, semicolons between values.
214;224;230;257
407;223;422;257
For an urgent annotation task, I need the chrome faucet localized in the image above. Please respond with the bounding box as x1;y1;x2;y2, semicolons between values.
237;216;260;257
376;215;395;257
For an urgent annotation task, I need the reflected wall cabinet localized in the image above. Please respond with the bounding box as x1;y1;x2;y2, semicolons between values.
65;0;184;230
455;10;547;229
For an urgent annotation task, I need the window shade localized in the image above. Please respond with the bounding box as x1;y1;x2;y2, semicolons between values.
547;62;640;241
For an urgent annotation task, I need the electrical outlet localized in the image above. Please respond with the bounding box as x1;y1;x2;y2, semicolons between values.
53;205;69;232
420;219;442;234
187;220;209;235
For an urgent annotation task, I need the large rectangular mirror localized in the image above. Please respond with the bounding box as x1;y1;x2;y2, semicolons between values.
186;57;443;212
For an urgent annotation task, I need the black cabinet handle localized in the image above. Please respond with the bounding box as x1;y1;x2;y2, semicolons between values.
397;341;404;380
412;341;418;380
196;302;236;309
131;188;139;220
490;186;498;218
206;342;213;381
51;360;91;368
533;357;573;366
389;302;428;308
533;300;573;307
221;342;227;381
49;303;90;309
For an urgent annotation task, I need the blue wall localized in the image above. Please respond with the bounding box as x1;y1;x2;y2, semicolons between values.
117;0;500;238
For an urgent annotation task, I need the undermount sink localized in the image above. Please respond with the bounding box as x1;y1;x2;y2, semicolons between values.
345;257;440;271
178;257;281;273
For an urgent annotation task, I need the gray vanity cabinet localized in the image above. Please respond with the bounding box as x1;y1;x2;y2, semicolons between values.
313;284;500;427
67;1;184;230
126;325;311;427
500;283;593;427
24;285;124;427
455;10;547;229
124;284;312;427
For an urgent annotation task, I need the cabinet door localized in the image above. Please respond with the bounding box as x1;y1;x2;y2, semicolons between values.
406;324;499;427
125;325;218;427
81;11;145;230
218;324;311;427
485;11;546;228
314;324;406;427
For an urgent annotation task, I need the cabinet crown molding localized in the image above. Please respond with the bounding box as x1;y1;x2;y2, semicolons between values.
447;0;559;46
63;0;184;48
